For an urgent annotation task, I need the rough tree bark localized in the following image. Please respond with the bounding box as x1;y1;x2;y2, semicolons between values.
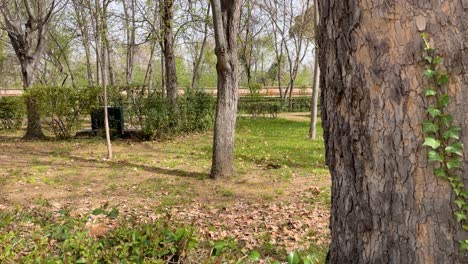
319;1;468;263
161;0;178;106
210;0;242;179
0;0;56;139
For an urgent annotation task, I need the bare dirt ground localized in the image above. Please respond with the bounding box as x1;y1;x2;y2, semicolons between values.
0;118;330;254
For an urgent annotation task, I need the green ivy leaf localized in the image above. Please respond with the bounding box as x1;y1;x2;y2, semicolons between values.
454;199;465;209
424;56;433;64
436;74;449;85
423;121;439;134
438;94;450;107
433;56;442;65
460;190;468;199
455;211;467;222
440;114;454;127
443;126;461;140
423;137;441;149
445;142;463;156
447;158;461;170
428;150;443;162
424;69;436;78
433;168;447;179
460;240;468;251
424;88;437;97
427;106;441;118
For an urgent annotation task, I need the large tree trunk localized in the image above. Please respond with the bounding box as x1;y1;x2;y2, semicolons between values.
320;1;468;263
22;63;45;139
210;0;242;179
162;0;178;106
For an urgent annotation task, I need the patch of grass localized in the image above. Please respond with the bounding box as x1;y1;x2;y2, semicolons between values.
219;188;235;197
235;118;326;175
304;187;331;207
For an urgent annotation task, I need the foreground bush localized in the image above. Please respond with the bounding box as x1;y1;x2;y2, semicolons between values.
0;207;197;263
0;97;25;130
0;206;322;263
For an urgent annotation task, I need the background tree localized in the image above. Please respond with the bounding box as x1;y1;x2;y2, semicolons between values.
210;0;242;179
161;0;177;106
0;0;57;139
319;0;468;262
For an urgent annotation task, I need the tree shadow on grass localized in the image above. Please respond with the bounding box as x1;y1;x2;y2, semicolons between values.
67;155;209;180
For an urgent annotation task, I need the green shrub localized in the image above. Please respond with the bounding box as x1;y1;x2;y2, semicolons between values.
25;85;100;138
0;97;25;130
143;90;215;139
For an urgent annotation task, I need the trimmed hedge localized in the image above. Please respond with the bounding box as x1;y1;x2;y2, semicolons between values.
238;97;312;117
0;97;25;130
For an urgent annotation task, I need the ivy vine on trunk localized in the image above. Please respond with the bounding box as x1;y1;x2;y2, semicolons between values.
421;33;468;251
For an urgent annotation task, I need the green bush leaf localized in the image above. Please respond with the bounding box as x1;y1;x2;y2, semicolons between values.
427;107;441;118
287;251;300;264
438;94;450;107
423;137;441;149
433;56;442;65
428;150;443;162
443;126;461;140
445;142;463;156
248;251;261;261
447;158;461;170
423;121;439;134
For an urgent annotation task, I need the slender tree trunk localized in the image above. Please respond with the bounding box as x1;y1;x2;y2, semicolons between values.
309;4;320;140
191;3;211;90
123;0;136;85
101;2;115;87
95;0;112;159
320;1;468;262
162;0;178;106
72;0;94;86
160;44;166;96
309;51;319;139
144;39;157;92
210;0;242;179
